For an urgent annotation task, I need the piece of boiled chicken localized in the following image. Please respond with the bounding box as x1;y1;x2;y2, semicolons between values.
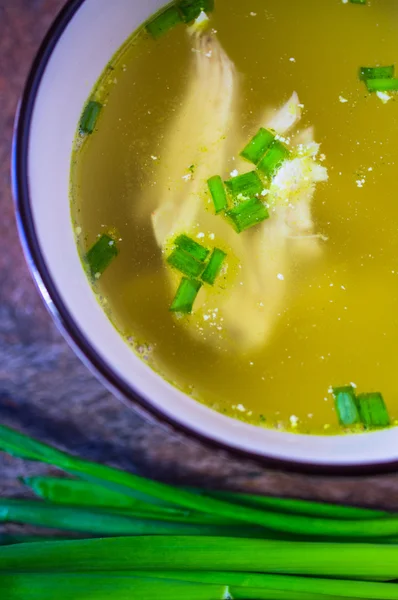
151;22;328;351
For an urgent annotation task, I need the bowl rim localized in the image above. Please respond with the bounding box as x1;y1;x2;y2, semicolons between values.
12;0;398;476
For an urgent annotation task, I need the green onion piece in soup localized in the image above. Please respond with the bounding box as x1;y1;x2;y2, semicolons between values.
332;386;360;427
226;198;269;233
175;234;210;262
85;234;118;279
357;392;390;429
170;278;202;313
240;127;275;165
207;175;228;214
146;5;183;39
167;248;206;278
257;140;290;178
350;0;366;4
178;0;215;23
79;101;102;135
366;78;398;92
201;248;226;285
225;171;263;199
359;65;394;81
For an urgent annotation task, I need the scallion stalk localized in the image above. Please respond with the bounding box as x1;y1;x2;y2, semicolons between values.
174;234;209;261
178;0;215;23
240;127;275;165
167;249;205;278
357;392;390;429
201;248;226;285
257;140;290;178
85;234;118;279
225;170;263;199
226;197;269;233
80;101;102;134
146;5;183;38
207;175;228;213
366;78;398;92
359;65;395;81
170;277;202;313
332;386;360;427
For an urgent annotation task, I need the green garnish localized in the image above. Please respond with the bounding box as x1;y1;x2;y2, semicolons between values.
257;140;290;178
146;5;183;38
240;127;275;165
85;234;118;279
201;248;226;285
207;175;228;214
350;0;366;3
226;198;269;233
358;392;390;429
167;248;206;278
359;65;394;81
178;0;214;22
79;101;102;134
175;234;210;262
225;171;263;199
366;78;398;92
170;278;202;313
332;386;360;427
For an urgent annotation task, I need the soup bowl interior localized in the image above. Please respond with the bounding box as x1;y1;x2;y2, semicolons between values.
13;0;398;471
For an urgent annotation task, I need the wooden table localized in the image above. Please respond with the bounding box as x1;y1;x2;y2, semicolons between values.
1;1;398;538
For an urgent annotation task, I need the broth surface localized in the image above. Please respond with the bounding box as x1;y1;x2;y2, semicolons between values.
71;0;398;433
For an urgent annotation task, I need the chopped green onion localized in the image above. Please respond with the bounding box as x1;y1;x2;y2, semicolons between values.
257;140;290;178
366;78;398;92
358;392;390;429
359;65;394;81
79;101;102;134
146;5;183;39
201;248;226;285
332;386;360;427
226;198;269;233
225;171;263;199
178;0;214;23
207;175;228;213
174;234;209;262
85;234;118;279
170;278;202;313
240;128;275;165
350;0;366;4
167;248;206;278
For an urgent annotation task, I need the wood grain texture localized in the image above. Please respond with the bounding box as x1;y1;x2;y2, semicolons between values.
1;1;398;540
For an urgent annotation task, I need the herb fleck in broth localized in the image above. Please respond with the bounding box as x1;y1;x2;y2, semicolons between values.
71;0;398;434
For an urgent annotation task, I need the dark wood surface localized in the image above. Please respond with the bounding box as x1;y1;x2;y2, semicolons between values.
1;1;398;538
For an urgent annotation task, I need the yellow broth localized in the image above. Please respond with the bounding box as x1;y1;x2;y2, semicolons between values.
71;0;398;434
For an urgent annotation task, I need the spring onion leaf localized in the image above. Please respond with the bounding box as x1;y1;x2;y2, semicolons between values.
358;392;390;429
132;570;398;599
257;140;290;178
350;0;366;4
146;5;183;38
225;171;263;199
201;248;226;285
226;198;269;233
366;78;398;92
85;234;118;279
170;277;202;313
210;490;390;520
240;128;275;165
3;536;398;577
0;573;230;600
332;386;360;427
359;65;394;81
79;101;102;134
5;424;398;539
178;0;215;23
167;249;206;278
174;234;210;261
207;175;228;213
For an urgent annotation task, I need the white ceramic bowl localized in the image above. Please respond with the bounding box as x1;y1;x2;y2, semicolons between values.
12;0;398;472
